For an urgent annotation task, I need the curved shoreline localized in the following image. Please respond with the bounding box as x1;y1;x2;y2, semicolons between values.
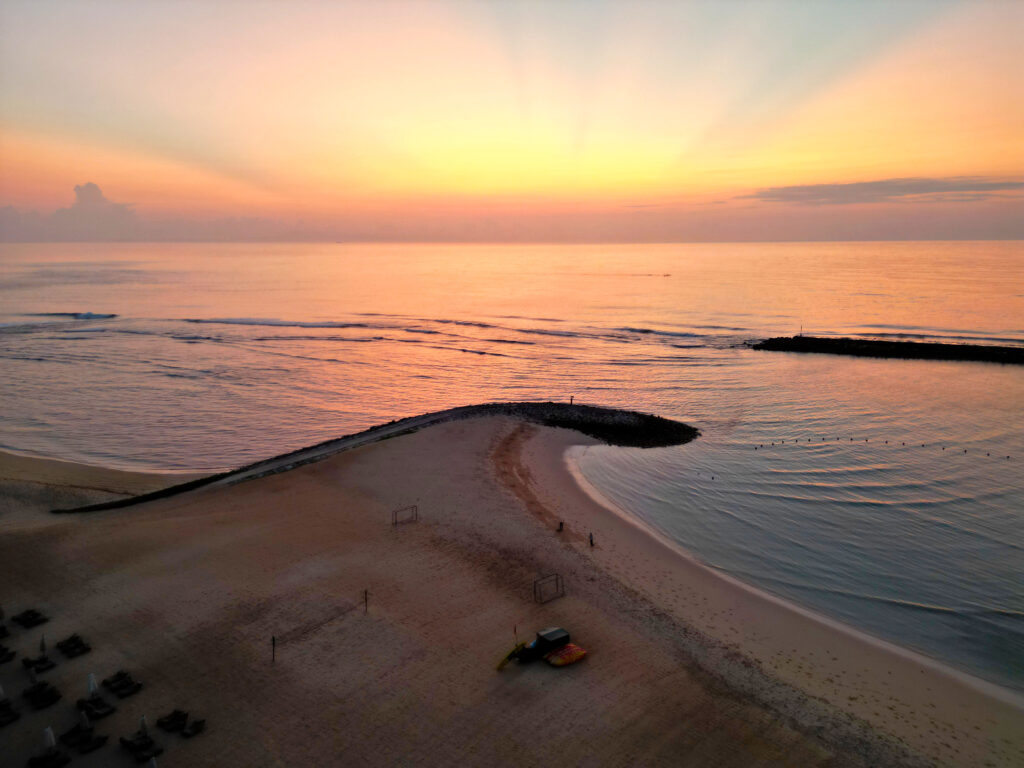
48;401;698;514
4;414;1022;766
563;445;1024;710
511;426;1024;766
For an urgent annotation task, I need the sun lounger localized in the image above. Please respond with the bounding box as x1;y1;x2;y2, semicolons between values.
59;721;92;748
102;670;143;698
76;733;108;754
76;695;116;719
0;704;20;728
156;709;188;732
181;718;206;738
119;731;164;763
55;635;91;658
102;670;131;688
12;609;49;629
114;681;142;698
22;655;56;673
26;750;71;768
22;681;61;710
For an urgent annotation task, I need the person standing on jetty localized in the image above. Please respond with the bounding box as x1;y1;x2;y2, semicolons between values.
589;532;594;547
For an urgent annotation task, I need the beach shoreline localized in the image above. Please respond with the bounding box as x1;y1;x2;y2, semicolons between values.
564;444;1024;709
1;414;1021;766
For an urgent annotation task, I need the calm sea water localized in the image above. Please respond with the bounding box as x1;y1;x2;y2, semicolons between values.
1;241;1022;691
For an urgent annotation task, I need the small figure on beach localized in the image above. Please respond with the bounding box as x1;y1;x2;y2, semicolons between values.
589;532;594;547
557;521;563;532
570;396;574;405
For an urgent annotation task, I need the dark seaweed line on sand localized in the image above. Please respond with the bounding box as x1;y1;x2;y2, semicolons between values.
751;336;1024;365
50;402;699;514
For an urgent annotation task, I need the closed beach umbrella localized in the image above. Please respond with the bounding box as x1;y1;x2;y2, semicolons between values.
139;715;148;736
87;673;98;696
43;726;56;750
79;710;91;729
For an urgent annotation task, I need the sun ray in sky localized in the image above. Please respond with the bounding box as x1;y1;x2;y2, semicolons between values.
1;0;1020;240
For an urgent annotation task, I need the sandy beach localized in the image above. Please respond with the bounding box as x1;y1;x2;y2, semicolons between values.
1;414;1021;767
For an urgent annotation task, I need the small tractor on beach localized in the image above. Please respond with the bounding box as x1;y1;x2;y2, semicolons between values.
497;627;587;670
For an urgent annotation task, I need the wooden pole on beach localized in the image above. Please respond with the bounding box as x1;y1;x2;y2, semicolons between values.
363;589;369;614
271;635;276;664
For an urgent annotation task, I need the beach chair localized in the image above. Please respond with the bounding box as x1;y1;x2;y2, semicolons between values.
27;727;71;767
120;728;164;763
156;709;188;732
22;681;61;710
0;689;19;728
22;655;57;673
26;750;71;768
103;670;143;698
12;609;49;629
76;694;117;719
55;634;91;658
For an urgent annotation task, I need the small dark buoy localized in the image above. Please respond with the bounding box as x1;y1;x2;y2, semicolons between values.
942;446;946;450
964;449;967;454
711;475;715;480
921;444;925;447
986;452;990;457
865;438;869;442
885;440;888;444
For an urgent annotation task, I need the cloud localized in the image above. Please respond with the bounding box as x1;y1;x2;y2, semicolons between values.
742;177;1024;205
1;183;142;241
48;182;138;239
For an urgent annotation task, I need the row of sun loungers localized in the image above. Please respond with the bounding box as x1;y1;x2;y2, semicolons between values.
2;606;206;764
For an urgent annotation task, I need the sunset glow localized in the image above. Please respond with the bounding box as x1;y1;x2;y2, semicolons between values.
1;0;1021;240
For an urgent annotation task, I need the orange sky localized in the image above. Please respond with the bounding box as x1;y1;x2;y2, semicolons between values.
1;0;1021;240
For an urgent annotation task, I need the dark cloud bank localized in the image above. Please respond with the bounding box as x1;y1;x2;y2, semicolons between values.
743;176;1024;205
1;178;1022;242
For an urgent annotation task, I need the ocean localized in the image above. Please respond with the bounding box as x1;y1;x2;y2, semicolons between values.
1;240;1022;692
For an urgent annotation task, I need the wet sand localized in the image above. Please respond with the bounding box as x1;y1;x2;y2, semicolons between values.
1;417;1021;766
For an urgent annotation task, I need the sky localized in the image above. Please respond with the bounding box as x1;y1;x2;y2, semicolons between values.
0;0;1021;242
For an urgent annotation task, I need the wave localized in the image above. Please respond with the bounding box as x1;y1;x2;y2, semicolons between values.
616;326;703;338
183;317;371;329
30;312;118;320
